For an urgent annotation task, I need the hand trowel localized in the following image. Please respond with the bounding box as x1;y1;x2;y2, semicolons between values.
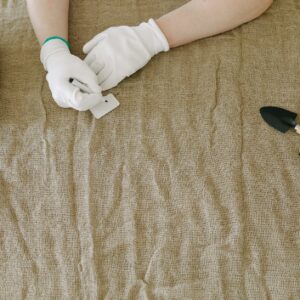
71;79;120;119
260;106;300;134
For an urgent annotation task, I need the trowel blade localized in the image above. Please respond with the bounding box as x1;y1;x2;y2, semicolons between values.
260;106;297;133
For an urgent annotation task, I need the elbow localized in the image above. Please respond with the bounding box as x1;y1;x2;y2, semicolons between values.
251;0;273;18
237;0;273;24
260;0;273;13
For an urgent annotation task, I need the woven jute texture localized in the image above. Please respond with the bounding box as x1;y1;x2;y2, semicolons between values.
0;0;299;298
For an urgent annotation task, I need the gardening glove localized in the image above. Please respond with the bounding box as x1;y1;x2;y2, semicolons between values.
83;18;169;91
40;39;104;111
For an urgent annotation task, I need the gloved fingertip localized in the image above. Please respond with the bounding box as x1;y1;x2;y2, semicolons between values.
83;39;97;54
83;53;96;66
83;33;106;54
82;43;91;54
100;80;115;92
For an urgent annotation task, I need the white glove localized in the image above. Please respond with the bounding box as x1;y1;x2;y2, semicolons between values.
83;18;169;91
40;39;104;111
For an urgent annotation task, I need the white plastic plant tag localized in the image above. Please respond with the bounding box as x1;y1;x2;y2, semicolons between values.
71;79;120;119
90;94;120;119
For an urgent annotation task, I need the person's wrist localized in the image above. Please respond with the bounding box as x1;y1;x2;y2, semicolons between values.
43;36;71;49
147;19;170;52
154;18;175;48
40;39;70;71
133;19;170;57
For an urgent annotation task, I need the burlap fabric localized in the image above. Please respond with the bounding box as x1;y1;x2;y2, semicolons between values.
0;0;299;298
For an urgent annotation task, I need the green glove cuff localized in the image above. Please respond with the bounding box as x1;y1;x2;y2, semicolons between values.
43;36;71;49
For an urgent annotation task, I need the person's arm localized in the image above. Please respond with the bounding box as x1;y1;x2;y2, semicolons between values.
156;0;273;48
26;0;69;45
83;0;273;91
25;0;104;112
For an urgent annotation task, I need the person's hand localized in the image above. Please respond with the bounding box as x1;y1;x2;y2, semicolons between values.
82;19;169;91
40;39;104;111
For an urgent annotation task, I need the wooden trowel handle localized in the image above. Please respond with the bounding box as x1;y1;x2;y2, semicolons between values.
295;125;300;134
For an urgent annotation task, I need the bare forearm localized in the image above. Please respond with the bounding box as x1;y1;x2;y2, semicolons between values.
26;0;69;45
156;0;273;48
